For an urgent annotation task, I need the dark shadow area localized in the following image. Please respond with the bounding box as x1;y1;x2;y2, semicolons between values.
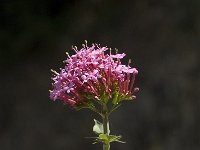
0;0;200;150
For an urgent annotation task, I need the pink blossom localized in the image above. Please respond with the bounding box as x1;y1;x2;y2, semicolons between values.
50;43;139;108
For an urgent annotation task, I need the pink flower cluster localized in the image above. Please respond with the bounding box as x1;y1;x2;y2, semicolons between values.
50;43;139;108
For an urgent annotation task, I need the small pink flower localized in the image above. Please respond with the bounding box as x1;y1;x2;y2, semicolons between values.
111;53;126;59
50;42;139;108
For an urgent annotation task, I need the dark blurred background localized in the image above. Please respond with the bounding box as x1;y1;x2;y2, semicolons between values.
0;0;200;150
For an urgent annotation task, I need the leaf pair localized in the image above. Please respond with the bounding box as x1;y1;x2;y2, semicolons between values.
92;119;125;144
92;134;125;144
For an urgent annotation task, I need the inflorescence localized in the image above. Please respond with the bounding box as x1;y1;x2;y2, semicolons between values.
50;42;139;109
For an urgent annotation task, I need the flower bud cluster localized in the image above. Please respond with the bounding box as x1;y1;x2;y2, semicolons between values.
50;43;138;108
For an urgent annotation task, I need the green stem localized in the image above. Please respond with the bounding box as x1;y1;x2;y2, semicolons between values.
102;105;110;150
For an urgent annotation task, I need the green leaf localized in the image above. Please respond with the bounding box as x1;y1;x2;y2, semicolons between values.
99;134;108;140
92;134;126;144
92;134;109;144
108;135;126;143
93;119;104;134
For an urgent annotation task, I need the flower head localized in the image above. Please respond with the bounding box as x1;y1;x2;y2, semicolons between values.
50;42;139;108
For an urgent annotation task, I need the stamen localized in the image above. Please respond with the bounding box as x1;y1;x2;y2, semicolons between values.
85;40;88;48
65;52;71;58
82;44;86;48
72;45;78;53
128;59;131;66
51;69;59;75
115;48;118;54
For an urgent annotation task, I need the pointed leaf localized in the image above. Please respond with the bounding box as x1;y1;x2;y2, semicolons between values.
108;135;126;143
93;119;104;134
90;134;126;144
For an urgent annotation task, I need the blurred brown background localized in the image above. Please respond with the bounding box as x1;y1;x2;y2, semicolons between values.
0;0;200;150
